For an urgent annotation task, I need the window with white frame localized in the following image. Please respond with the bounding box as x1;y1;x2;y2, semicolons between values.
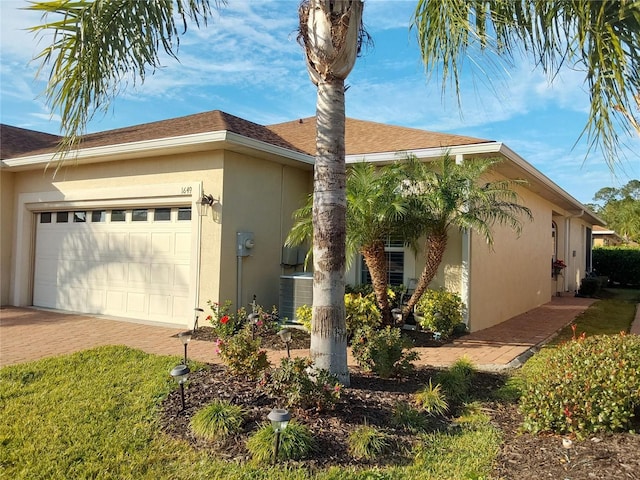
360;234;405;286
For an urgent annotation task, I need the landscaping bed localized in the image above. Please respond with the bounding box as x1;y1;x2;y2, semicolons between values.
159;363;640;477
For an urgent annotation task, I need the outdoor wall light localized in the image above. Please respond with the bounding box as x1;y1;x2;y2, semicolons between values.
170;364;190;411
197;193;216;216
178;331;192;364
267;408;291;464
277;328;293;358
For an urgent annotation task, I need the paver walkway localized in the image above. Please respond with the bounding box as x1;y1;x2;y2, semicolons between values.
1;294;606;370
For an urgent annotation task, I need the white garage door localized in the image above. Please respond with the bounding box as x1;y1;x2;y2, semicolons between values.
33;207;193;324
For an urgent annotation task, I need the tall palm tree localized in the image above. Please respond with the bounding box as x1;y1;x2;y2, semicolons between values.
287;161;412;326
296;0;369;385
413;0;640;168
399;155;533;317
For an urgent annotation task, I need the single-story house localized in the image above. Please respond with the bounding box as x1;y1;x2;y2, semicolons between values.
592;225;625;247
0;110;604;332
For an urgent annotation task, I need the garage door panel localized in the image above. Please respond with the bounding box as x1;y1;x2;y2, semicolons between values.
149;294;171;316
129;233;151;255
150;264;172;285
175;232;191;254
174;264;191;288
151;233;172;255
128;262;150;283
107;263;127;282
108;232;128;253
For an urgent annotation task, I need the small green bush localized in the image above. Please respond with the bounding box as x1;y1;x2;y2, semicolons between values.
434;357;476;406
519;333;640;436
414;380;449;415
345;293;382;337
295;304;312;331
296;292;381;336
260;357;342;411
351;326;419;379
190;400;244;441
578;277;601;297
391;402;428;433
246;420;315;462
347;424;391;460
415;289;464;338
216;325;270;379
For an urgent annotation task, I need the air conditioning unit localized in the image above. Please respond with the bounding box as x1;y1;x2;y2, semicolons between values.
279;273;313;322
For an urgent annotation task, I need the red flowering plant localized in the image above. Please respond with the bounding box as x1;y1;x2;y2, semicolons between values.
206;300;246;339
552;259;567;277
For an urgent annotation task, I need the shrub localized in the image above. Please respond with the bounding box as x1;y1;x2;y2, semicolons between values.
593;247;640;286
260;357;342;411
246;420;314;462
345;293;382;337
433;357;476;406
519;333;640;436
206;300;246;339
577;276;601;297
348;424;391;460
351;326;419;379
216;325;270;379
190;400;244;441
295;304;312;331
249;304;280;336
391;402;428;433
415;289;464;338
414;380;449;415
296;292;381;336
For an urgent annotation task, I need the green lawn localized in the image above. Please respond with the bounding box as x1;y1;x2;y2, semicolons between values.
0;346;499;479
1;288;637;479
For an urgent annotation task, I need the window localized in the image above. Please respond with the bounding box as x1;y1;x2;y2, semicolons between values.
177;207;192;221
111;210;126;222
154;208;171;221
360;234;405;286
91;210;106;222
40;212;52;223
132;209;148;222
73;211;86;223
56;212;69;223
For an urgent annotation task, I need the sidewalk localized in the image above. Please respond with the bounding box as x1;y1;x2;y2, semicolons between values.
0;294;602;370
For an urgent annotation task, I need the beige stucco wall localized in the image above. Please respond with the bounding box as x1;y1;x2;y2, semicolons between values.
1;169;15;305
4;148;311;324
215;151;311;312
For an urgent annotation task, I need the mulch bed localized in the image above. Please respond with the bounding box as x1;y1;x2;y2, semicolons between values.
162;327;640;477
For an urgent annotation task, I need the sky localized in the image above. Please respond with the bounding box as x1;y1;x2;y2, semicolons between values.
1;0;638;205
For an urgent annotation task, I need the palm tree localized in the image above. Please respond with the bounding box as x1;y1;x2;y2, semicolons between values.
287;161;412;326
296;0;369;385
413;0;640;168
399;155;533;317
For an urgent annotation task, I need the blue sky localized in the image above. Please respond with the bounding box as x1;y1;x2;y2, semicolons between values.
1;0;638;205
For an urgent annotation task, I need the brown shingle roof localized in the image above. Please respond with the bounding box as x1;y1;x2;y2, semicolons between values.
2;111;304;159
2;110;491;160
0;125;61;159
268;117;491;155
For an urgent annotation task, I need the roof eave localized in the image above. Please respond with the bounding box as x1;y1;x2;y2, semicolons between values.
1;131;314;171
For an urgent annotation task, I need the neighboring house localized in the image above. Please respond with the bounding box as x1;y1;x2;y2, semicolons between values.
592;225;625;247
0;110;604;332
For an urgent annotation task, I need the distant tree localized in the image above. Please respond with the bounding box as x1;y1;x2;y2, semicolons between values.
593;180;640;242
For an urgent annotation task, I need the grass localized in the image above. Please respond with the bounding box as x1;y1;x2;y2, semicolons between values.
1;288;636;478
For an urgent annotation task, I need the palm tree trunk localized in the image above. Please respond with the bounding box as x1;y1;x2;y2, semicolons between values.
361;240;392;325
404;231;448;318
310;77;349;385
299;0;364;387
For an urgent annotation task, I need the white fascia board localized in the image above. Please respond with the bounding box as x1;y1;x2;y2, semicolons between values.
345;142;504;164
497;144;605;225
2;130;314;170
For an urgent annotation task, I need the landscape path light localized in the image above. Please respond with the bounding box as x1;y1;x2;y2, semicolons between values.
277;328;293;358
268;408;291;464
170;364;190;411
178;330;192;364
248;312;260;339
193;307;204;331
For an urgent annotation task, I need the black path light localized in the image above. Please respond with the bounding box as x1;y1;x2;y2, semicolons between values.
178;330;192;364
170;364;190;411
193;307;204;331
268;408;291;464
277;328;292;358
248;312;260;339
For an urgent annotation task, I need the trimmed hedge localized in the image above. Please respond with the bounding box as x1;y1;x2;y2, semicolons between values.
593;247;640;286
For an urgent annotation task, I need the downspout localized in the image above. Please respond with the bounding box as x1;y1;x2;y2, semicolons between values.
456;153;471;327
237;256;243;312
564;210;584;294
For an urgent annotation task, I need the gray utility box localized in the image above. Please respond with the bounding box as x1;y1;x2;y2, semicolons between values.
279;273;313;322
